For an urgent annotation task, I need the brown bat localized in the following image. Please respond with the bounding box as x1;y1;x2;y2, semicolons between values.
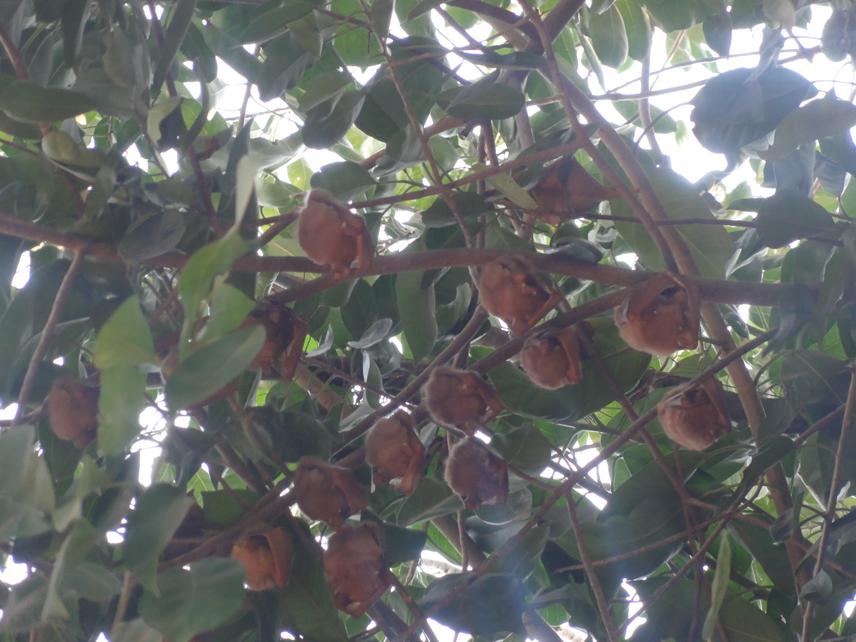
614;273;700;357
297;189;374;280
422;366;503;435
365;411;425;495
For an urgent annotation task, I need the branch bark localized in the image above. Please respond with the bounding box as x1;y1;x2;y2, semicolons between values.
14;250;87;423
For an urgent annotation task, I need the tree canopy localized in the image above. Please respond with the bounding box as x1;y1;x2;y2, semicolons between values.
2;0;856;640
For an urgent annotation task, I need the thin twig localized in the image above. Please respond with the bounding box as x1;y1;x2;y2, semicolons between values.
567;497;617;641
639;50;663;158
109;571;134;639
801;363;856;641
14;250;87;423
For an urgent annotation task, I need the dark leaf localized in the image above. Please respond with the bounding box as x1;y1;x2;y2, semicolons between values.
420;573;526;635
139;558;246;642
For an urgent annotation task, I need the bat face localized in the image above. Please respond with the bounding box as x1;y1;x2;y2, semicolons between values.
444;437;508;509
478;257;554;336
615;273;700;357
657;378;731;451
422;366;503;434
323;523;389;615
294;456;368;528
520;325;583;390
365;411;425;495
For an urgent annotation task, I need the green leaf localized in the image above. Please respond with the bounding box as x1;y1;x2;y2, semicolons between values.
643;0;697;31
584;5;628;68
420;573;526;635
94;296;156;369
616;0;650;60
762;0;796;28
119;209;187;263
124;485;194;593
279;520;348;641
800;569;833;601
139;558;246;642
42;519;98;621
60;0;90;68
741;190;836;248
347;318;393;349
718;593;784;641
369;0;394;37
199;282;255;344
289;11;323;57
614;100;677;133
152;0;196;93
703;13;732;57
241;3;316;43
0;110;41;138
310;160;377;201
457;50;546;70
235;154;263;226
0;424;37;498
82;165;117;220
559;462;684;581
612;165;736;277
165;324;266;409
112;618;163;642
202;488;259;526
702;532;732;639
485;171;538;209
356;46;445;142
97;364;146;457
397;477;464;525
41;130;105;167
0;425;54;540
302;90;365;149
767;98;856;160
66;562;121;603
395;269;437;361
379;521;428;565
297;71;352;113
178;231;250;340
446;77;525;120
491;424;552;473
102;28;150;91
0;74;95;123
691;67;816;156
488;523;548;578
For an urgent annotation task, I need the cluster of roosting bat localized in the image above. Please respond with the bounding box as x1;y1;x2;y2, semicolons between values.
44;184;732;609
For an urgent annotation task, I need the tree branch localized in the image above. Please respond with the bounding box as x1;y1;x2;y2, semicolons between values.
14;250;87;423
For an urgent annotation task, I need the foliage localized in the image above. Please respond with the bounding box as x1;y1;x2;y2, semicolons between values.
2;0;856;640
